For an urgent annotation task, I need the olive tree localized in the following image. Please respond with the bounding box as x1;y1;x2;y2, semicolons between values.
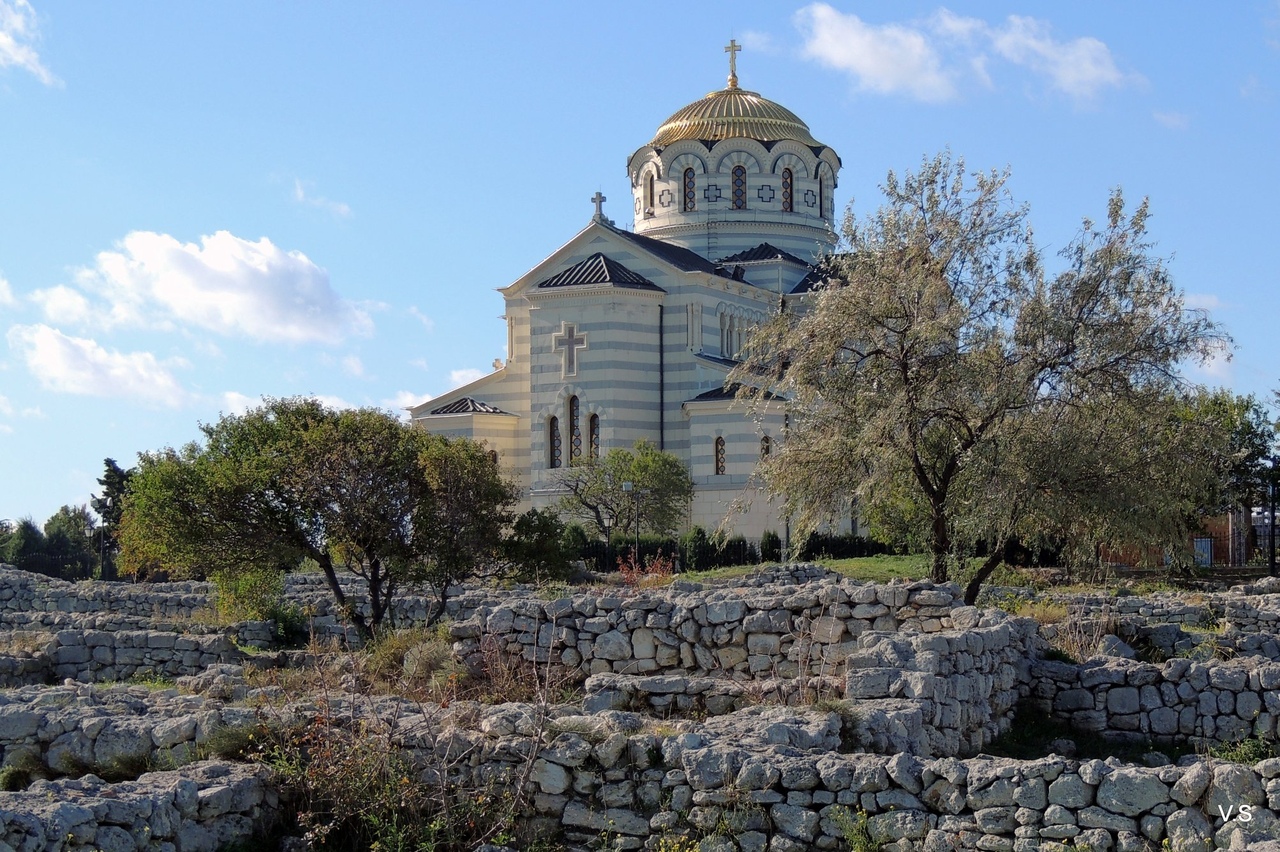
734;152;1226;599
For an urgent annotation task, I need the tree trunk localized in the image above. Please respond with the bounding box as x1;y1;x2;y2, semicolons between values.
963;547;1006;606
315;551;371;640
930;506;950;583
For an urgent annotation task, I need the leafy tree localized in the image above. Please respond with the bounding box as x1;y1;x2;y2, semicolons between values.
43;505;98;573
734;152;1225;599
119;397;518;637
1;518;44;565
555;440;693;540
500;508;575;584
91;458;134;579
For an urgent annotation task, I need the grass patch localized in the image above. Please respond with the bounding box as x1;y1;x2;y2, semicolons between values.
1015;600;1070;625
1207;737;1280;764
0;752;47;791
824;554;931;584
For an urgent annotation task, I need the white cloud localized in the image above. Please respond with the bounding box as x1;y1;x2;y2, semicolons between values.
409;357;429;371
314;394;355;411
990;15;1132;99
384;390;432;419
740;31;779;55
0;0;58;86
293;178;352;218
1184;293;1223;311
7;323;187;406
408;306;435;332
1153;111;1190;130
0;275;14;306
220;391;257;415
31;284;92;324
0;423;11;435
448;368;485;388
0;394;12;415
1188;341;1233;383
341;354;364;377
796;4;955;102
20;405;42;418
794;4;1135;102
38;230;372;344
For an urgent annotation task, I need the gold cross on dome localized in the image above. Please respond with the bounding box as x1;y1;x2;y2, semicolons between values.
725;39;741;88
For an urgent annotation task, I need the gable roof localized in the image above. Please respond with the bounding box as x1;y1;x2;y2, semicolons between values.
427;397;511;415
717;243;809;267
536;252;665;292
602;221;733;277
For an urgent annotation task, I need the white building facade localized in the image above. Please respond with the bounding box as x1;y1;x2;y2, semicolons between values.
410;49;842;541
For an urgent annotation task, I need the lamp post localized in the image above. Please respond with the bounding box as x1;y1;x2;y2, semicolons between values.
622;481;635;563
1270;456;1277;577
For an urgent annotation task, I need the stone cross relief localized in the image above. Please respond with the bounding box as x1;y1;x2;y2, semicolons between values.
552;322;588;377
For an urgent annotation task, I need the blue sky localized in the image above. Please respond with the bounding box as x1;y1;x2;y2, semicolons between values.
2;2;1278;526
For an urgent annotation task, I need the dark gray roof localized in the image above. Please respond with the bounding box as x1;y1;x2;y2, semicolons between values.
689;383;784;402
603;222;733;277
536;252;665;292
717;243;809;267
428;397;510;415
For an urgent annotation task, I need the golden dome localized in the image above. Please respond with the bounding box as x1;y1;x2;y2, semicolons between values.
650;86;822;148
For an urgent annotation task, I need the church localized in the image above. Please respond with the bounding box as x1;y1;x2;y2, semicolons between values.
409;44;842;541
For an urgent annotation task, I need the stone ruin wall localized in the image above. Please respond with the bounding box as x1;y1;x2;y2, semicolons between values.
6;565;1280;849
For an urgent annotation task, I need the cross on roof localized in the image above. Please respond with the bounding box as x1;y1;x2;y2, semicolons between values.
591;191;606;220
725;39;741;88
552;322;588;377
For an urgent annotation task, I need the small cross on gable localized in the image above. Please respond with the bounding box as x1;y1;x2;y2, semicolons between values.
591;191;607;220
552;322;588;377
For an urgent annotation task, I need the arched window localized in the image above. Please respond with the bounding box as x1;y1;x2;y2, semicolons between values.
781;169;793;212
714;437;726;475
645;173;655;217
760;435;771;459
818;174;825;217
549;417;562;468
731;165;746;209
683;168;696;212
720;312;730;356
589;414;600;459
569;396;582;463
489;450;499;466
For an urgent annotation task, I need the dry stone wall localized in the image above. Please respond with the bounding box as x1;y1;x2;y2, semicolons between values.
1033;654;1280;748
375;698;1280;852
0;761;277;852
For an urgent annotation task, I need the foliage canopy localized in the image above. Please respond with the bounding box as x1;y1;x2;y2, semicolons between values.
734;152;1229;601
554;439;694;541
119;397;520;636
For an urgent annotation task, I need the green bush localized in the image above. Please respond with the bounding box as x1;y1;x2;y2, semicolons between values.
212;566;287;623
760;530;782;563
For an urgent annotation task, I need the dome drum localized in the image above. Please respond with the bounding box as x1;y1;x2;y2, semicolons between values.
626;52;841;267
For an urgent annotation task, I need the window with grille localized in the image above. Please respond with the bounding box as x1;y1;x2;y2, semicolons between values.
714;437;726;475
683;168;696;211
760;435;771;458
781;169;793;212
569;396;582;463
549;417;562;468
589;414;600;459
645;173;655;217
732;166;746;209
